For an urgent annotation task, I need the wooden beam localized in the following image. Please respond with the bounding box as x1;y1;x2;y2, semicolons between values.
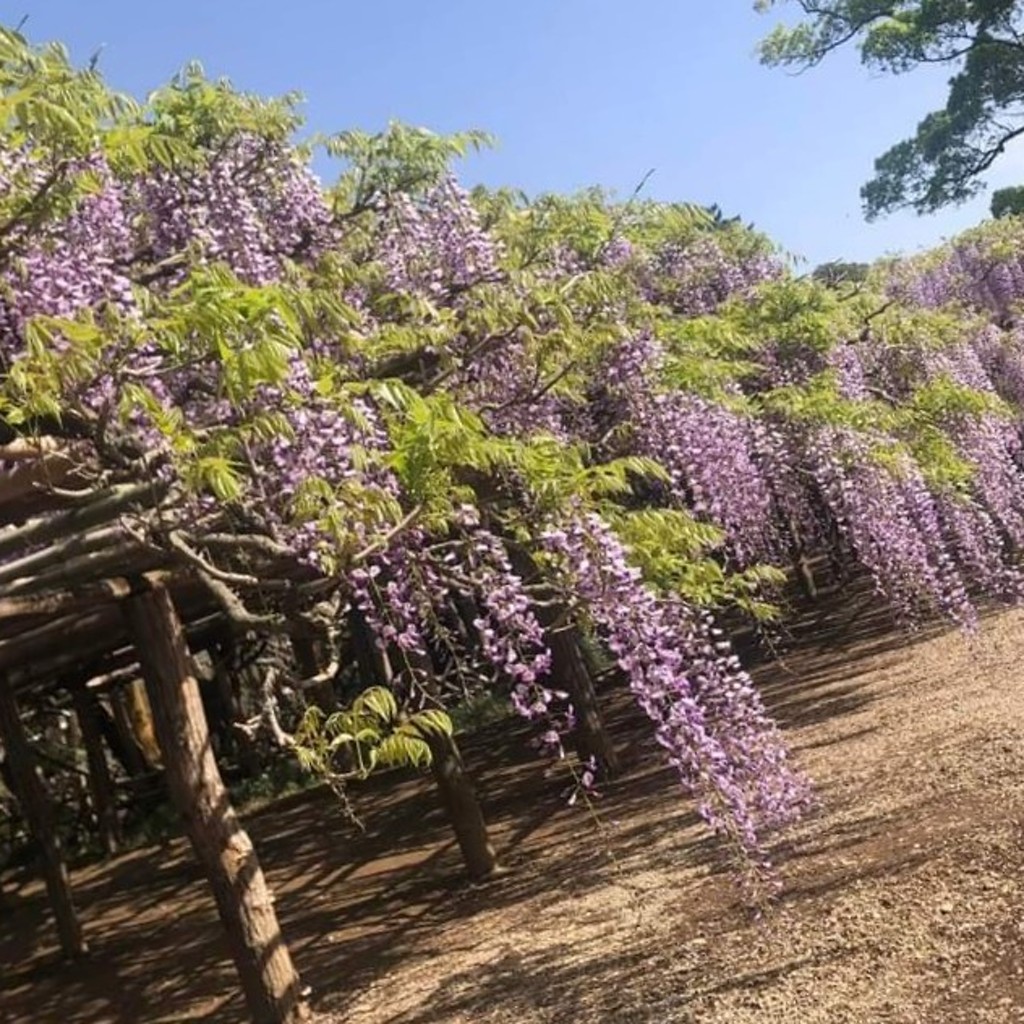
0;438;65;462
0;579;134;619
0;608;123;674
0;481;166;561
4;545;166;597
0;526;133;587
0;578;212;678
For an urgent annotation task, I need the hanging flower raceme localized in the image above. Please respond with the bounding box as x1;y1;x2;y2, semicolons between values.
934;490;1024;601
130;135;334;286
854;331;1024;560
452;329;573;441
647;236;781;317
806;426;975;627
348;509;553;718
828;344;871;400
973;325;1024;411
596;334;781;565
752;419;830;562
946;413;1024;550
599;235;634;269
886;221;1024;320
1;153;135;349
542;512;810;900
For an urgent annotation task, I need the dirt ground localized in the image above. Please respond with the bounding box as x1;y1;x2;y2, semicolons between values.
2;589;1024;1023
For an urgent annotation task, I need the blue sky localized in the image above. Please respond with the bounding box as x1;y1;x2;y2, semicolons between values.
14;1;1024;266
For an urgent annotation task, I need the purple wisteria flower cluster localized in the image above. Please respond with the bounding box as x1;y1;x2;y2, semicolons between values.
543;512;811;897
375;176;501;298
132;136;334;285
648;236;782;317
594;334;782;565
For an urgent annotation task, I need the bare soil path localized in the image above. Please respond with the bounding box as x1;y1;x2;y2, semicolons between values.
2;592;1023;1023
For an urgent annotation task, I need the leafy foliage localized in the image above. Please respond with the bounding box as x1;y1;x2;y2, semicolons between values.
991;184;1024;218
293;687;454;781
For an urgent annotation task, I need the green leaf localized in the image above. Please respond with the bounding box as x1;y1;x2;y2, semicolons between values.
357;686;399;724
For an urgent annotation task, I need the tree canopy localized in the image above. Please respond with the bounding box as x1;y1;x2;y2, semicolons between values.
757;0;1024;217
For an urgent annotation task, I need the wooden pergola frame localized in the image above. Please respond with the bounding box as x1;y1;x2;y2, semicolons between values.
0;458;312;1024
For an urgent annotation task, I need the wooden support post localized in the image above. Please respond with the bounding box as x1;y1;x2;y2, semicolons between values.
0;678;86;958
425;730;500;881
125;582;309;1024
70;686;121;857
787;515;818;602
124;678;162;769
212;663;242;739
109;687;150;778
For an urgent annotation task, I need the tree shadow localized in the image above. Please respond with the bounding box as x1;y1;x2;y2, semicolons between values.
0;581;991;1023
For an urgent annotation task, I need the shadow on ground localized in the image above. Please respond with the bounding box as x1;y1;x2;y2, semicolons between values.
0;579;960;1024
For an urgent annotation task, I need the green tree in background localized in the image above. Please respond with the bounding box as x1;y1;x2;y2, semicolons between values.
991;183;1024;216
811;259;870;286
757;1;1024;218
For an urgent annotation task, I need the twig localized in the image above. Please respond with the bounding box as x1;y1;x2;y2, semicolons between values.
166;531;291;591
351;505;423;564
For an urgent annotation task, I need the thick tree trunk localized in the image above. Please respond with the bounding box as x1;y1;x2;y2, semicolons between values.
0;678;86;959
291;635;336;712
125;582;308;1024
349;609;500;880
547;624;620;775
426;731;499;881
70;686;121;857
506;543;620;775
